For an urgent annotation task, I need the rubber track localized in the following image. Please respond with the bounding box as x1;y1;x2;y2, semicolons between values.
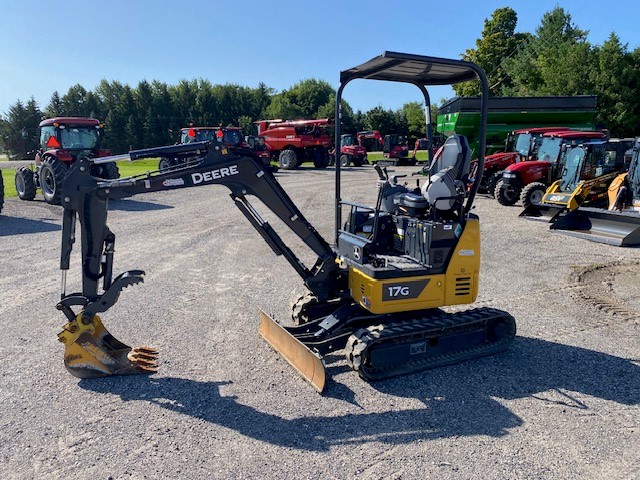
345;307;516;381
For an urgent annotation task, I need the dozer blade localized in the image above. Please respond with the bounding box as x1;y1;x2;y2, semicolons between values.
258;309;326;393
58;314;158;379
551;207;640;247
520;203;565;223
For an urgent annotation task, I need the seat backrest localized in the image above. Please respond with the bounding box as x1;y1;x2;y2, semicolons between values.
428;134;471;180
422;134;472;211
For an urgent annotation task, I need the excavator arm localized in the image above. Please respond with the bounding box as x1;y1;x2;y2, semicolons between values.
57;141;346;379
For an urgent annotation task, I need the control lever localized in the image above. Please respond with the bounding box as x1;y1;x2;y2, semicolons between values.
391;174;407;185
374;164;387;180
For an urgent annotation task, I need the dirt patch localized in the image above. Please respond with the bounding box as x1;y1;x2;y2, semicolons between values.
568;261;640;324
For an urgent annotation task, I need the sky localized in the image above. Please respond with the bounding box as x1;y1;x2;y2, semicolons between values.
1;0;639;117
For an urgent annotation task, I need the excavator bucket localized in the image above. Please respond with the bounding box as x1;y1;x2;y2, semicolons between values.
258;310;326;393
551;207;640;246
520;203;565;223
58;313;158;379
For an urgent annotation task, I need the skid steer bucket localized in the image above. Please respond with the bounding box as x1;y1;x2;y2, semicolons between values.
551;207;640;246
58;314;158;379
258;310;326;393
520;203;565;223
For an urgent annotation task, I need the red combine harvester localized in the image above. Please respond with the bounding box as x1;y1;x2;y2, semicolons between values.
495;130;608;206
257;118;331;169
14;117;118;205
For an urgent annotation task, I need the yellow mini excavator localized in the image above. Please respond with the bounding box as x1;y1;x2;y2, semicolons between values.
56;52;516;392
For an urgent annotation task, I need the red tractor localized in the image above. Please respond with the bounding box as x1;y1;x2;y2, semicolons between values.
495;130;608;206
257;118;331;169
472;127;572;196
14;117;118;205
244;135;271;165
337;133;368;167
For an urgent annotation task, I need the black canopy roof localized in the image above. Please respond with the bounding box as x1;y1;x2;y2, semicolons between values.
339;51;480;86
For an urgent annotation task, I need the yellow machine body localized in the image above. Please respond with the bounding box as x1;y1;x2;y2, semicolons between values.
541;172;620;212
348;218;480;314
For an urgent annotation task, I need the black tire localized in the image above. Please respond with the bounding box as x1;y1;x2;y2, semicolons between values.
102;161;120;180
0;170;4;213
486;172;503;198
40;157;68;205
520;182;547;208
92;161;120;180
312;149;329;168
352;155;365;167
158;157;173;173
278;149;298;170
495;178;519;206
340;154;351;167
15;167;36;201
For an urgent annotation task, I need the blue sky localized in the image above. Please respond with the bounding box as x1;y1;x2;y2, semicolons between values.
1;0;638;117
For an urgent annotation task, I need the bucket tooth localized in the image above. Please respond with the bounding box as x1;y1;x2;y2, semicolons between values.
258;309;326;393
58;313;158;379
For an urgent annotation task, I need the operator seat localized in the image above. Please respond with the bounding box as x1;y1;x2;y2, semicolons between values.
394;134;471;214
421;134;471;210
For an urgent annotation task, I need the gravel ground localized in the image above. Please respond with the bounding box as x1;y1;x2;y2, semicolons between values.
0;165;638;480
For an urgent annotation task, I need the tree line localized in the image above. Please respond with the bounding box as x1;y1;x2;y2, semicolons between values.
455;7;640;137
0;78;429;157
1;6;639;157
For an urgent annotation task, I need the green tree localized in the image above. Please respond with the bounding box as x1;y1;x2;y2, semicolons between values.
44;91;64;118
0;97;42;158
454;7;527;96
61;84;89;116
363;106;396;134
591;33;640;136
503;7;591;95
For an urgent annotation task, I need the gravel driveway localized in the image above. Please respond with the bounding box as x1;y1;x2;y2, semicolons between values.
0;166;638;479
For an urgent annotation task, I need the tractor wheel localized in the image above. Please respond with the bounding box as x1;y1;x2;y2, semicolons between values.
312;149;329;169
495;179;519;206
40;157;68;205
0;171;4;213
340;154;351;167
102;161;120;180
92;161;120;180
486;172;503;198
352;156;364;167
15;167;36;201
520;182;547;208
158;157;173;173
279;150;298;170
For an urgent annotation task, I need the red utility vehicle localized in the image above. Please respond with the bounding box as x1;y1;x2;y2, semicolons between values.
382;133;410;163
472;127;572;196
257;118;331;169
337;133;368;166
495;130;608;206
14;117;118;205
357;130;412;165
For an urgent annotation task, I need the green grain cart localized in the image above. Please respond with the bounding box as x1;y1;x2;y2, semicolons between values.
437;96;598;156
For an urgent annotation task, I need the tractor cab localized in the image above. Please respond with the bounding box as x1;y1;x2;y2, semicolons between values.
383;134;409;159
341;134;357;147
556;139;633;193
37;117;107;165
181;127;246;147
